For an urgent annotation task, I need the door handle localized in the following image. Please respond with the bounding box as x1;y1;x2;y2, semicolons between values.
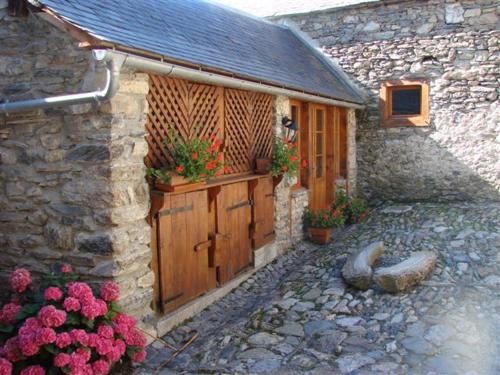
194;240;212;252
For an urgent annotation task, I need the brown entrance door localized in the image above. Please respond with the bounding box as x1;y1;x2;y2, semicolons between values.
309;104;328;209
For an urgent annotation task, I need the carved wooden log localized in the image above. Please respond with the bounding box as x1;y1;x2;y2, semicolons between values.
342;241;384;290
374;251;437;293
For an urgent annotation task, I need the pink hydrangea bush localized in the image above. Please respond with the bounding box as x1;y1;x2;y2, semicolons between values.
0;265;146;375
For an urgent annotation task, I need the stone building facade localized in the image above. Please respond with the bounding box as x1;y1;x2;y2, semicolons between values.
0;12;155;322
275;0;499;202
0;3;362;334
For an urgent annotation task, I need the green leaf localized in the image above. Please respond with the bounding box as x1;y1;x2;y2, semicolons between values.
21;303;41;316
66;312;81;325
82;318;95;329
45;344;57;354
0;324;14;333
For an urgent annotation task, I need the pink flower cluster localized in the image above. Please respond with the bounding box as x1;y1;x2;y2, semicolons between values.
0;303;21;325
0;268;146;375
10;268;32;293
0;358;12;375
43;287;63;302
99;282;119;302
0;267;147;375
66;282;108;320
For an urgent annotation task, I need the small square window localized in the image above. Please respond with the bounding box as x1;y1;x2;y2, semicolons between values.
380;79;429;127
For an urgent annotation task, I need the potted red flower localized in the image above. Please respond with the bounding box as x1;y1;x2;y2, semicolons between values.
333;187;370;225
269;136;300;187
255;158;271;175
151;133;228;193
304;208;345;244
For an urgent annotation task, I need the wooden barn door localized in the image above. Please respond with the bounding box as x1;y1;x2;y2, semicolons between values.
154;190;211;313
250;176;275;249
216;181;252;284
309;104;328;209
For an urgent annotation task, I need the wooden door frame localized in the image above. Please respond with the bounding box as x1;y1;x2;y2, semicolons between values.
292;100;345;209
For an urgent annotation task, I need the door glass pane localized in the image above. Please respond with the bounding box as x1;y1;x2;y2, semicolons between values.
391;87;421;115
316;156;323;178
316;132;323;155
316;109;323;131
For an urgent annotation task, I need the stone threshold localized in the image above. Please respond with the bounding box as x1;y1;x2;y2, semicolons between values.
156;241;281;336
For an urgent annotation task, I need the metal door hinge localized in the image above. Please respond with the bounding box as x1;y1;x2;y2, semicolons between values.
156;204;193;218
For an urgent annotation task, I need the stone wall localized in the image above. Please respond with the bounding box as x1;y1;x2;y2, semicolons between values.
276;0;500;202
272;96;309;248
0;10;153;322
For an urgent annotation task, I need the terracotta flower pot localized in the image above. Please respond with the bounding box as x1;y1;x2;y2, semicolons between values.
255;158;271;174
308;227;332;245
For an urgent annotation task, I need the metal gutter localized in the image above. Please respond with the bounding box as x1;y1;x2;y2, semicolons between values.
113;51;364;109
0;50;123;114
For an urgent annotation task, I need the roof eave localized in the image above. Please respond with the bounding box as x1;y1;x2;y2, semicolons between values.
33;3;364;107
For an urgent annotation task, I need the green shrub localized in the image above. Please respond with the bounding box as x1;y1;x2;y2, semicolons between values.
269;136;299;177
334;187;369;224
304;208;345;229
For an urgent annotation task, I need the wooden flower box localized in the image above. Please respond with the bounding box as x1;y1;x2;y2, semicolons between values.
154;174;205;193
308;227;332;245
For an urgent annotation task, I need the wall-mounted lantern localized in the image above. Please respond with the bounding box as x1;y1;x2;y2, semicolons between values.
281;116;298;143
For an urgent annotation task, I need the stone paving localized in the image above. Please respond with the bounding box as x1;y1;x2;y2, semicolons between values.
136;202;500;374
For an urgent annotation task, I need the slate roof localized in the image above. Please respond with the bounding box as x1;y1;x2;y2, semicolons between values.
32;0;363;104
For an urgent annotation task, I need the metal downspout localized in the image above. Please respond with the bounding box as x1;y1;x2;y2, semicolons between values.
0;50;122;114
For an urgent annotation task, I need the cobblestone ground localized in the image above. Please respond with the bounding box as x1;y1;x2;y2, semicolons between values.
136;202;500;375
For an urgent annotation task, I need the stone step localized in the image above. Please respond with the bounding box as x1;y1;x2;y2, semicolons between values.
374;251;437;293
342;241;384;290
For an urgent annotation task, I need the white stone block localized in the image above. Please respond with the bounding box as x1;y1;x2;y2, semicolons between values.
445;3;465;24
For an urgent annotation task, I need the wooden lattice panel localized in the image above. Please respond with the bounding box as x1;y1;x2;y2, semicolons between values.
146;76;272;174
224;89;252;173
225;89;273;173
250;92;273;160
145;75;223;168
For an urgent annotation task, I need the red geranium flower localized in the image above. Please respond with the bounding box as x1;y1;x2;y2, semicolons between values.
176;165;184;173
191;152;198;160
